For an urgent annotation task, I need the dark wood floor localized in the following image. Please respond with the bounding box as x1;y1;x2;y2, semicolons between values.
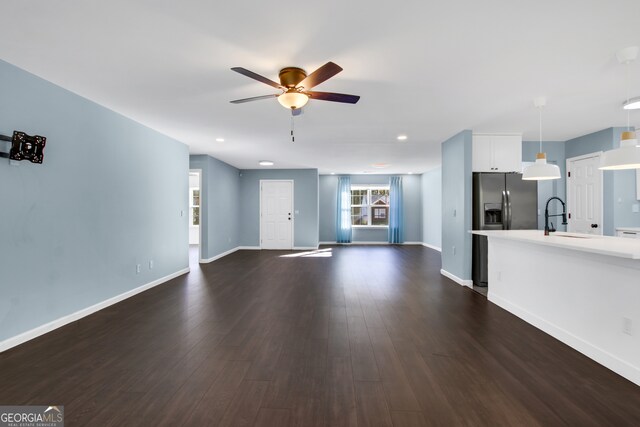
1;245;639;426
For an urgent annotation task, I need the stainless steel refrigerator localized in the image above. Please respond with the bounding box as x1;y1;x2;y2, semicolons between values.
472;173;537;287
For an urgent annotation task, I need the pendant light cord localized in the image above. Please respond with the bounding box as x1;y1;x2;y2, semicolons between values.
539;105;543;152
626;62;631;131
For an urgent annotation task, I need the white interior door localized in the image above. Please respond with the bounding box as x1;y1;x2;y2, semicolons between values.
567;153;602;235
260;180;293;249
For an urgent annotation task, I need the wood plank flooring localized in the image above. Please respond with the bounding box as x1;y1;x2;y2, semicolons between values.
1;245;639;426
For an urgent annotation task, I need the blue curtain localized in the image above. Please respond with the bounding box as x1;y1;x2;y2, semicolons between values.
336;176;352;243
388;176;404;244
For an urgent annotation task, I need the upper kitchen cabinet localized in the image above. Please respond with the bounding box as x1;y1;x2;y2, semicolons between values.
472;134;522;172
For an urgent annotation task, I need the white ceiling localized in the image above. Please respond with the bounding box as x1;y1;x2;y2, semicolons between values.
1;0;640;174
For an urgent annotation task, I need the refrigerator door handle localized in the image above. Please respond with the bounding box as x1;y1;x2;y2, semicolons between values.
506;190;513;230
501;190;507;230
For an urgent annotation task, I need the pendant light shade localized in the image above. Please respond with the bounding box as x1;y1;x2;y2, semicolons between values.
599;131;640;170
523;97;561;181
600;46;640;170
523;152;561;180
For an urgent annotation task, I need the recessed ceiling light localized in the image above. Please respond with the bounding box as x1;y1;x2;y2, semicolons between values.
371;163;389;169
408;172;413;175
330;172;336;175
215;138;225;142
397;135;408;141
258;160;274;166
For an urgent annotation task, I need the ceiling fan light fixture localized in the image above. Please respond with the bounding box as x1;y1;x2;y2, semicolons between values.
277;90;309;110
258;160;274;166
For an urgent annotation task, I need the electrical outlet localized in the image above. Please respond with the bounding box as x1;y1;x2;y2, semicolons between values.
497;271;502;281
452;246;456;255
453;209;457;217
180;210;184;217
149;260;153;270
136;264;141;274
632;204;640;213
623;317;633;336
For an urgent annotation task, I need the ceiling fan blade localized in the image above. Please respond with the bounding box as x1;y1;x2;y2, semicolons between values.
292;108;303;117
230;94;278;104
306;91;360;104
231;67;283;89
298;62;343;90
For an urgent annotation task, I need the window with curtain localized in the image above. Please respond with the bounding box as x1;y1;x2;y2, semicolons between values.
336;176;352;243
388;176;403;243
350;186;390;226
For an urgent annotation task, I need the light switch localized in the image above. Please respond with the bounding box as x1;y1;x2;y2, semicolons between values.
453;209;457;217
295;210;299;214
633;204;640;213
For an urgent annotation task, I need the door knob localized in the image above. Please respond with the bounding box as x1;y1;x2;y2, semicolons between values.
591;224;598;228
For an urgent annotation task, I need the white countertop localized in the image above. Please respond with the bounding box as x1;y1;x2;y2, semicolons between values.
471;230;640;259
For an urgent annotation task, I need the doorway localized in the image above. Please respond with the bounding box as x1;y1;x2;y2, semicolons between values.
189;170;202;264
566;153;603;235
260;180;293;249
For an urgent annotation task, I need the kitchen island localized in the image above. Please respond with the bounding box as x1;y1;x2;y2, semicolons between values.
472;230;640;385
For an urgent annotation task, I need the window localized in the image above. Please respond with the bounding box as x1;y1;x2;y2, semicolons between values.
351;186;390;226
190;188;200;226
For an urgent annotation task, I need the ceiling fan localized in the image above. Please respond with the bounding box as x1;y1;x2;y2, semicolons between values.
230;62;360;116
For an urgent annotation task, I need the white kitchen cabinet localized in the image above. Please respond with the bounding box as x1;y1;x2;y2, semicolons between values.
472;134;522;172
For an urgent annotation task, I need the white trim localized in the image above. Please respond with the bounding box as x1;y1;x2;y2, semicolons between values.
200;247;239;263
237;246;261;250
422;242;442;252
0;267;190;353
402;241;423;245
320;241;337;245
489;293;640;386
440;269;473;288
293;246;320;250
260;179;294;250
320;241;424;246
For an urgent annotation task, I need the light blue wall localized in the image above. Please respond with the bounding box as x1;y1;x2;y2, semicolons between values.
318;174;422;243
522;141;567;231
422;167;442;249
563;127;640;235
239;169;319;248
189;155;240;260
441;130;473;280
0;60;189;342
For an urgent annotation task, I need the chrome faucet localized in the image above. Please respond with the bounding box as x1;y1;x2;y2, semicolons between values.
544;197;567;236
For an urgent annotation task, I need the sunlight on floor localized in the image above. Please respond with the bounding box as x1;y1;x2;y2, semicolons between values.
280;248;333;258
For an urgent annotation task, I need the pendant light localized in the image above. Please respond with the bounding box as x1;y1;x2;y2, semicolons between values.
600;46;640;170
522;97;561;180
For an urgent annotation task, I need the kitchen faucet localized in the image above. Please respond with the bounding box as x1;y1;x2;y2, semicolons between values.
544;197;567;236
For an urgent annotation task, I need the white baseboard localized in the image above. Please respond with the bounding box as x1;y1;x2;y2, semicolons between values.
237;246;261;250
440;269;473;288
402;241;422;245
489;293;640;386
200;247;239;263
422;242;442;252
293;246;320;250
0;267;190;353
319;241;337;245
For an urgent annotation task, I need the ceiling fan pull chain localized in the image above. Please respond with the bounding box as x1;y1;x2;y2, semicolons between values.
291;114;295;143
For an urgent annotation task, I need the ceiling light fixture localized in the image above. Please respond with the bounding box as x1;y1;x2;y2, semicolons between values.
601;46;640;170
277;89;309;110
623;96;640;110
397;135;408;141
522;97;561;181
215;138;224;142
258;160;274;166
